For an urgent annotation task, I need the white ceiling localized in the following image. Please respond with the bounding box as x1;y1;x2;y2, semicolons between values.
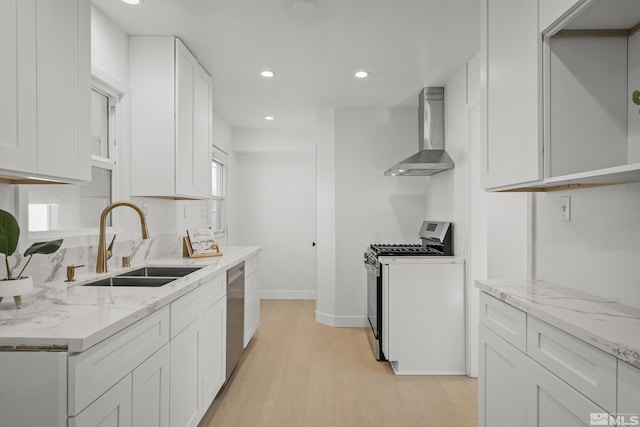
92;0;480;130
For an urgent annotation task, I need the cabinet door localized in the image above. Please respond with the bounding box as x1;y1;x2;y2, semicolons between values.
481;0;542;189
525;357;608;427
193;62;212;198
170;318;203;427
175;39;196;198
385;263;465;374
0;0;37;175
132;345;170;427
479;325;527;427
129;36;176;197
35;0;90;182
68;374;132;427
175;39;211;199
244;270;259;347
618;360;640;415
203;297;226;407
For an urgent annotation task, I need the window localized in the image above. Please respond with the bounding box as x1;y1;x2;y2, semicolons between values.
19;82;119;238
211;158;226;234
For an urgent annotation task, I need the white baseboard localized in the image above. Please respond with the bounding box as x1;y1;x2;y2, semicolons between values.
315;310;368;327
259;290;316;300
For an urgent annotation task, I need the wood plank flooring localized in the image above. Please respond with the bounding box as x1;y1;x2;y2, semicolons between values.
199;300;478;427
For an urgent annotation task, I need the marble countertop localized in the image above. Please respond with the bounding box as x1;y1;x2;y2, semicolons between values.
476;279;640;368
0;246;260;353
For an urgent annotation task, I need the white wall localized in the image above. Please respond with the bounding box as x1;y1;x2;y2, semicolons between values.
230;129;317;299
91;8;128;86
486;193;531;278
315;109;337;324
534;182;640;309
333;108;426;325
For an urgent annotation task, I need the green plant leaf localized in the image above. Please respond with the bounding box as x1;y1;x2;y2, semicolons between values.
0;209;19;257
633;90;640;106
24;239;63;256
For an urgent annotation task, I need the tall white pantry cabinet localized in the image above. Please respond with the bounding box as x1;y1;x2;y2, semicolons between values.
0;0;91;183
129;36;212;199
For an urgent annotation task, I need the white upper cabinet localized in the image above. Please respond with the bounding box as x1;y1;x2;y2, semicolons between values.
481;0;543;190
542;0;640;187
0;0;91;183
483;0;640;191
130;36;212;199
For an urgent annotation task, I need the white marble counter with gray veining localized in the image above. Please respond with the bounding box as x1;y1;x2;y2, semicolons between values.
0;246;260;353
476;279;640;368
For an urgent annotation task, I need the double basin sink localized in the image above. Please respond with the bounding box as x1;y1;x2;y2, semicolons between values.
84;266;203;287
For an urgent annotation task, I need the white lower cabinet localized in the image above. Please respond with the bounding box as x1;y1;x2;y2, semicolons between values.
525;357;607;427
170;319;203;427
384;261;465;374
68;375;132;427
132;345;170;427
478;325;527;427
618;360;640;414
203;297;226;405
243;253;260;347
170;291;227;427
479;292;633;427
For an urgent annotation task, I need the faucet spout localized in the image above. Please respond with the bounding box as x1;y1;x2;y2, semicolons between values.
96;202;149;273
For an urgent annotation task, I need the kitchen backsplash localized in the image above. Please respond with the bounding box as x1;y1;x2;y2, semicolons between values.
7;233;182;285
533;181;640;309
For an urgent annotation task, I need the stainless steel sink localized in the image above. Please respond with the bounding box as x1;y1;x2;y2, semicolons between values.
116;266;203;278
83;277;177;287
82;266;203;287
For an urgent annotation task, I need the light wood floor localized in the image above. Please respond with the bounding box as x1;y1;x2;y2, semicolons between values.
199;299;478;427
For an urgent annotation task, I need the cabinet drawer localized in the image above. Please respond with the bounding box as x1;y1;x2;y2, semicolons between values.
171;273;225;338
479;292;527;352
68;373;132;427
526;317;616;412
68;306;170;415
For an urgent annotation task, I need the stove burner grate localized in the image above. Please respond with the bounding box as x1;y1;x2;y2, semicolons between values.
369;243;443;256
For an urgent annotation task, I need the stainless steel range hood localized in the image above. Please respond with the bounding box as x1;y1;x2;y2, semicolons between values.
384;87;454;176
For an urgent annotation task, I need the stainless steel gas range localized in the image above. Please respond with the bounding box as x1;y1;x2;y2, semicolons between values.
364;221;453;361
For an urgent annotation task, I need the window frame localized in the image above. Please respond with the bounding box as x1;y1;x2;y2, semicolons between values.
211;147;228;237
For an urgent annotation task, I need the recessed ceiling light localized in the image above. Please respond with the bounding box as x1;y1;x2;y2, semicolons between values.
355;71;369;79
260;70;275;78
293;0;317;15
121;0;143;4
265;116;275;121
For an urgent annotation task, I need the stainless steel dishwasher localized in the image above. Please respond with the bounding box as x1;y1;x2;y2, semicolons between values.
226;261;245;380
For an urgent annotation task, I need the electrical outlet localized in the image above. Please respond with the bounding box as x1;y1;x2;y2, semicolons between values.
373;231;382;243
560;196;571;221
142;202;149;216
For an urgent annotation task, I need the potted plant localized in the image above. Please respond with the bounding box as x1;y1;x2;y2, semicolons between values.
0;209;63;309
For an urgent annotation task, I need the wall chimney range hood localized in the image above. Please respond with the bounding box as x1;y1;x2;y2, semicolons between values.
385;87;454;176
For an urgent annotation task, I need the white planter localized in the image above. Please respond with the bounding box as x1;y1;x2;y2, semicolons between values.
0;276;34;309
